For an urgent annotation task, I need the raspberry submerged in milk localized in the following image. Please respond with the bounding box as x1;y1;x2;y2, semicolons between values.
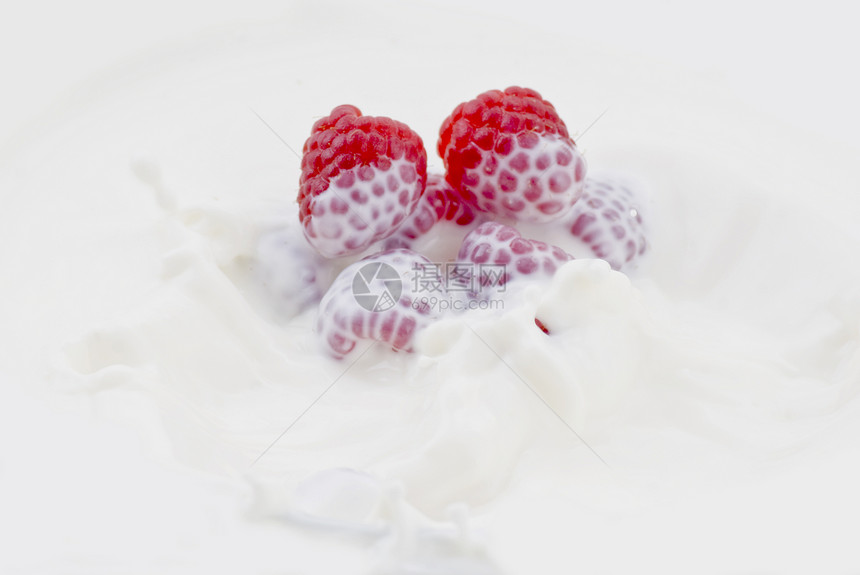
438;87;586;223
298;105;428;258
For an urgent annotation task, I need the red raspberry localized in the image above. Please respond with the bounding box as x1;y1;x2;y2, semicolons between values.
298;105;428;258
383;173;478;249
457;222;572;291
316;249;438;358
438;87;586;223
559;176;647;270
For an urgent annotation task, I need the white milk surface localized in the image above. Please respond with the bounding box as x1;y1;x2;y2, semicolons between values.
2;1;860;574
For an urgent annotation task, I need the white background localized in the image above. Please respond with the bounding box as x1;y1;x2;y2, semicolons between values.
2;0;859;151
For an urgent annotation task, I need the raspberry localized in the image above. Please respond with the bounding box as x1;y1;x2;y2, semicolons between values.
255;228;326;319
560;176;647;270
298;105;428;258
457;222;572;292
534;317;551;334
438;87;586;223
316;249;438;358
383;173;478;249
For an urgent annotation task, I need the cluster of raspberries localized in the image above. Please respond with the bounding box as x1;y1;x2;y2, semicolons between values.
294;87;646;358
